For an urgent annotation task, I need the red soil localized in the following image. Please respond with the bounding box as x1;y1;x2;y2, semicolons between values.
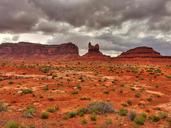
0;59;171;128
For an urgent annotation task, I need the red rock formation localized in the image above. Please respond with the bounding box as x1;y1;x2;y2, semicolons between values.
82;42;110;59
0;42;79;59
118;46;162;58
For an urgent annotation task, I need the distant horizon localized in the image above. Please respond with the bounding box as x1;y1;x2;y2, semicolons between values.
0;41;170;57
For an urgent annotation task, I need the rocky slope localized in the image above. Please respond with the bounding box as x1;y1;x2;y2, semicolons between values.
0;42;79;58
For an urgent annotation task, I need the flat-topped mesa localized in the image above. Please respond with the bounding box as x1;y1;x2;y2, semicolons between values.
82;42;110;59
118;46;162;58
0;42;79;59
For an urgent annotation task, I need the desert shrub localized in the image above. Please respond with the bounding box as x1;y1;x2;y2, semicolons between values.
134;114;146;125
0;102;8;112
80;97;91;101
77;108;88;116
71;91;79;95
118;108;128;116
149;114;160;122
8;81;14;85
147;97;153;102
167;118;171;127
21;89;33;94
127;100;132;106
166;75;171;78
80;119;87;125
158;111;168;119
26;124;35;128
76;84;82;90
39;66;52;73
90;113;97;121
47;106;59;113
128;111;137;121
135;92;141;98
87;101;114;114
4;121;20;128
23;105;36;118
103;91;109;94
105;119;113;125
66;111;77;118
41;112;49;119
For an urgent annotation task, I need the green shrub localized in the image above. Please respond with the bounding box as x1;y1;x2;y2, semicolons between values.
149;115;160;122
41;112;49;119
105;119;113;125
5;121;20;128
158;112;168;119
47;106;59;113
134;115;146;125
66;111;77;118
118;108;128;116
87;101;114;114
90;113;97;121
23;105;36;118
77;108;88;116
21;89;33;94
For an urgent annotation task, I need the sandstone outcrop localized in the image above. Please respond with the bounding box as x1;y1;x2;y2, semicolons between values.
82;42;110;59
0;42;79;58
118;46;162;58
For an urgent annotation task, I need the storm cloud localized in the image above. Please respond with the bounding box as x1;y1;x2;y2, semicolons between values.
0;0;171;56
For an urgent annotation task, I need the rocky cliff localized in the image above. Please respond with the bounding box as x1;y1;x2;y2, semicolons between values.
118;46;162;58
0;42;79;58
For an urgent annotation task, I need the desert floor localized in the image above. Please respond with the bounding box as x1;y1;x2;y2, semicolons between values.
0;60;171;128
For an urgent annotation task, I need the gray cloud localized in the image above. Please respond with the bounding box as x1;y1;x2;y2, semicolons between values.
0;0;171;56
0;0;42;32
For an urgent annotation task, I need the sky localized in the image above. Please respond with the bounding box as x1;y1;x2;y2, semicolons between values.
0;0;171;56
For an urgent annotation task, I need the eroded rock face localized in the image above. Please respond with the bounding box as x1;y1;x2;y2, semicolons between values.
0;42;79;58
88;42;100;54
118;46;161;58
82;42;110;59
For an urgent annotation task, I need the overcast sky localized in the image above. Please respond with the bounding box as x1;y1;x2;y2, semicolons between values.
0;0;171;56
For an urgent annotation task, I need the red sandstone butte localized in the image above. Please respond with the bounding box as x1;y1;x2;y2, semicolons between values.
82;42;110;60
0;42;79;59
118;46;162;58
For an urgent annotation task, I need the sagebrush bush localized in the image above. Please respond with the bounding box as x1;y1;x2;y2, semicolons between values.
87;101;114;114
5;121;20;128
66;111;77;118
134;113;147;125
23;105;36;118
118;108;128;116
